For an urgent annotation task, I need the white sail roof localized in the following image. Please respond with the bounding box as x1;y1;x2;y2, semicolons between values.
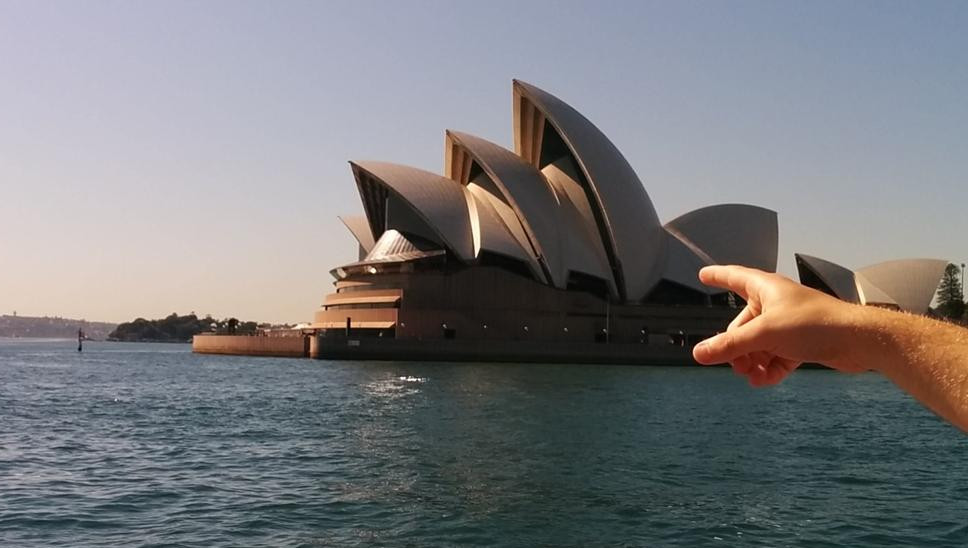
856;259;947;314
336;80;784;305
512;80;666;299
350;161;475;262
665;204;778;272
465;188;542;277
796;254;946;314
795;254;861;303
661;231;718;294
338;215;375;257
445;130;618;289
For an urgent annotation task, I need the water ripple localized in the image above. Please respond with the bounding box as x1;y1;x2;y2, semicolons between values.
1;340;967;547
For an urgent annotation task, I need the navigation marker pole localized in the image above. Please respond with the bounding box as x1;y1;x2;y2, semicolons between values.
77;328;83;352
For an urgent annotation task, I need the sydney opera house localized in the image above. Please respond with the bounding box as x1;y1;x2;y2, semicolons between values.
310;80;780;363
191;79;951;362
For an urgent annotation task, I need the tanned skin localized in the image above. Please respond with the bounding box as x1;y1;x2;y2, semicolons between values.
693;265;968;432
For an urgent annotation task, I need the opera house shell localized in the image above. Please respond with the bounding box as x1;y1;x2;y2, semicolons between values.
795;254;947;315
313;80;778;363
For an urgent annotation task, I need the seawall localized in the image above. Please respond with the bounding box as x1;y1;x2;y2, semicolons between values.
192;334;309;358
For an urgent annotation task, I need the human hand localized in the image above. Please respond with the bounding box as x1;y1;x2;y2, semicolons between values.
693;265;867;386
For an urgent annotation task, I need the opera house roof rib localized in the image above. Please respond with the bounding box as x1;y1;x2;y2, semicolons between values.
795;254;948;314
337;79;780;304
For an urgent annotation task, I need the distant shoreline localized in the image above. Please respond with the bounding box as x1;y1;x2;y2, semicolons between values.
0;337;189;344
0;336;76;342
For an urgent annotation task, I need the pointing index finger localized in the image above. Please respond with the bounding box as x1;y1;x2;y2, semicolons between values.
698;265;764;301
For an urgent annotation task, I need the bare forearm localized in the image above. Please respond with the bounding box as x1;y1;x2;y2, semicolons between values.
692;265;968;433
841;306;968;431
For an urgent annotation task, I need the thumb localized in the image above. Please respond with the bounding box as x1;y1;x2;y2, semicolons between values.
693;317;768;365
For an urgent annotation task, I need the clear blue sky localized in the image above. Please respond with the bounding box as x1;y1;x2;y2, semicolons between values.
1;0;965;323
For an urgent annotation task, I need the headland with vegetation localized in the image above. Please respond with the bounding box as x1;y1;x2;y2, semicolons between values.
108;313;268;343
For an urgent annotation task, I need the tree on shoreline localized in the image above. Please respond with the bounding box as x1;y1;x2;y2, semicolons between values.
936;263;965;321
108;313;260;342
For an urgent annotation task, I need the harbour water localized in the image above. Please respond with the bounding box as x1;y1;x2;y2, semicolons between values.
2;339;967;547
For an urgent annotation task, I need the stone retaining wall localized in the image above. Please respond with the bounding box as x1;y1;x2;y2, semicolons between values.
192;334;309;358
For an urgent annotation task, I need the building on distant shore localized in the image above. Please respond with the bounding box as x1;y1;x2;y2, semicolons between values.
308;80;778;362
